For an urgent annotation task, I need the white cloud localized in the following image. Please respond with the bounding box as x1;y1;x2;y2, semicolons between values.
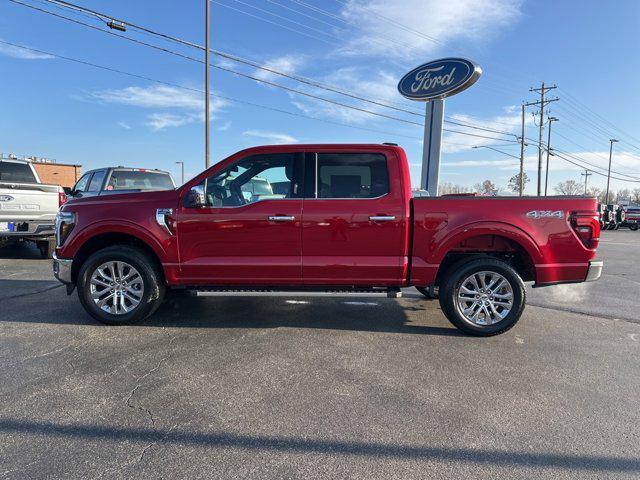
218;121;232;131
146;113;196;131
91;85;227;131
117;121;132;130
242;130;298;143
291;67;403;124
93;85;203;110
442;107;529;153
339;0;522;59
0;42;54;60
254;55;305;82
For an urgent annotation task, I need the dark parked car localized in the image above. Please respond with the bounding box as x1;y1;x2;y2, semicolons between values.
69;167;175;199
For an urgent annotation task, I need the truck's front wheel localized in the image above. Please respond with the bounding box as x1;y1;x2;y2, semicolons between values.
77;246;165;325
439;258;525;336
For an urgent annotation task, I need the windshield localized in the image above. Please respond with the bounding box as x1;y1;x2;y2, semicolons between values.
106;170;174;191
0;161;37;183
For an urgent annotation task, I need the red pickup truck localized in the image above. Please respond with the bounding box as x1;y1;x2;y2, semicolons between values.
53;144;602;336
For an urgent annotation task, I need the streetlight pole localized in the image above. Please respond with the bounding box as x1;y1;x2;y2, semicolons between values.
175;161;185;184
544;116;558;196
581;169;592;195
605;139;618;204
519;103;525;196
205;0;210;169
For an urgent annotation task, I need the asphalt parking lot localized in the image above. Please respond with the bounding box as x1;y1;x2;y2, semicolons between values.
0;231;638;479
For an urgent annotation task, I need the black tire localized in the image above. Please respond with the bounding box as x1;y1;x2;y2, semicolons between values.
630;224;639;231
439;258;526;337
77;245;165;325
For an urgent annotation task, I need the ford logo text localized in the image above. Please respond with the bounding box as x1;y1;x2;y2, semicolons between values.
398;58;482;101
0;195;15;202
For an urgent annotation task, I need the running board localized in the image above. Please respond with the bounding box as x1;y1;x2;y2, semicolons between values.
187;287;402;298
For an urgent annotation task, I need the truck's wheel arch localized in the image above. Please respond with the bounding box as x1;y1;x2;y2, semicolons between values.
69;225;166;284
432;222;542;284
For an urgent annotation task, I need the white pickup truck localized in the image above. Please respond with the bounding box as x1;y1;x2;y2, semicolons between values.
0;158;66;258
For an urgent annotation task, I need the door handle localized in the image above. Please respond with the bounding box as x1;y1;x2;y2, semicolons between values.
268;215;296;222
369;215;396;222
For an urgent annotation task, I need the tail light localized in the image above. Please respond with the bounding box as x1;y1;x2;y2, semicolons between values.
58;190;67;207
570;211;600;249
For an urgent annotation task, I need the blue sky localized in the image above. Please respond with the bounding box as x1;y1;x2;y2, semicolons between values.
1;0;640;194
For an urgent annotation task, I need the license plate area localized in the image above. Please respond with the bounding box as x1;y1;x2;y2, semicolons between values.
0;222;15;232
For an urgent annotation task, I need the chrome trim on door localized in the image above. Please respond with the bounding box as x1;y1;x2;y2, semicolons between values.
368;215;396;222
268;216;295;222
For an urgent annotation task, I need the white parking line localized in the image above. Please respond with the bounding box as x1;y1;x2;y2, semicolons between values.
599;241;640;246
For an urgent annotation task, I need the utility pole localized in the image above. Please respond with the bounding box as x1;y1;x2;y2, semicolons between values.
176;161;185;184
581;169;592;195
519;103;526;196
205;0;211;169
525;83;559;195
544;116;559;196
605;139;619;204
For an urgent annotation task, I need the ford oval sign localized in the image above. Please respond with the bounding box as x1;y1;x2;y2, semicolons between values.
398;58;482;101
0;195;14;202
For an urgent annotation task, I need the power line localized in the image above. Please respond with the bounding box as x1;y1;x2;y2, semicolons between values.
212;0;342;46
559;87;640;149
12;0;640;183
0;39;424;141
10;0;522;143
29;0;520;140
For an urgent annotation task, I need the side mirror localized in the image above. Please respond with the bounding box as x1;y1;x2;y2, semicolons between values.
185;184;206;208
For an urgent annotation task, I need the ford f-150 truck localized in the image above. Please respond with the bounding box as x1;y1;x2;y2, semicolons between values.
1;158;66;257
52;144;602;336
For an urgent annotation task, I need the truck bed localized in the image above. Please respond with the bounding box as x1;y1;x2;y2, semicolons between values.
410;195;599;287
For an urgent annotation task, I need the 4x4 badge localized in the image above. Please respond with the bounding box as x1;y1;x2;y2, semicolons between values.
526;210;564;219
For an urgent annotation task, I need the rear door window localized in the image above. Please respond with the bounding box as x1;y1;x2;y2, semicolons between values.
0;161;37;183
314;153;389;199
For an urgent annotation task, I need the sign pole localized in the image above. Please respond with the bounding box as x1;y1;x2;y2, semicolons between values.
397;58;481;197
421;98;445;195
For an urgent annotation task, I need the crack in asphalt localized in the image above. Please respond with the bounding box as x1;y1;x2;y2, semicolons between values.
125;332;178;431
0;283;63;301
528;302;640;325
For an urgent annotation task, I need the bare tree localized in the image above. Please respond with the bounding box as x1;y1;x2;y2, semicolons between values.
632;188;640;203
586;186;604;203
554;180;583;196
439;182;471;195
507;172;530;194
616;188;631;203
474;180;498;196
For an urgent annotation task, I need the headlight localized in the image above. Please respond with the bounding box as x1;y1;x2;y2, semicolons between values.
55;211;76;247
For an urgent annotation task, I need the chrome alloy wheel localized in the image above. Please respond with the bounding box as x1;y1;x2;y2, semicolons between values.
455;271;513;326
89;261;144;315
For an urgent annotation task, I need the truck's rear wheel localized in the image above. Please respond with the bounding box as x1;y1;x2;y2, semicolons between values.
439;258;525;336
77;246;165;325
630;223;639;231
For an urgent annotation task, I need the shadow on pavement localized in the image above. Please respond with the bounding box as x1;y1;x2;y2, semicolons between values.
152;294;460;336
0;418;637;473
0;281;460;336
0;280;62;301
0;241;44;260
